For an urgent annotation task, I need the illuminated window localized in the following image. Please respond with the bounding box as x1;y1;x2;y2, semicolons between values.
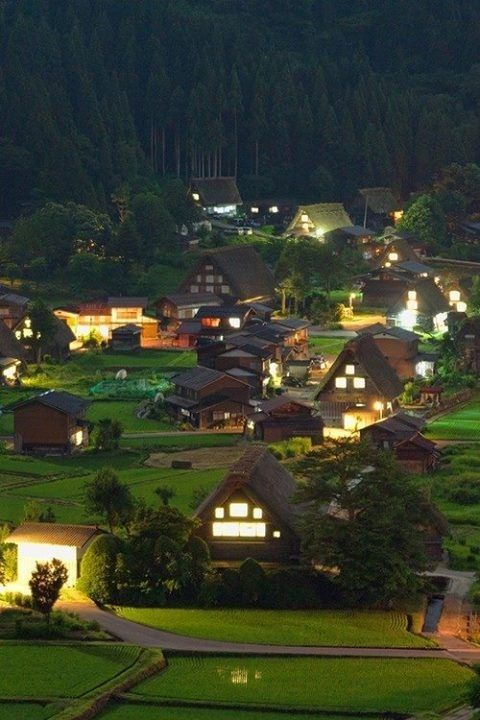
388;252;398;261
230;503;248;517
408;290;417;300
192;192;200;201
301;213;309;223
253;508;263;519
221;285;230;293
229;317;241;329
457;301;467;312
353;377;366;389
335;377;347;389
273;530;281;538
215;507;224;519
449;290;460;302
269;205;279;213
206;274;214;283
406;299;418;311
212;522;266;537
251;206;259;213
345;364;355;375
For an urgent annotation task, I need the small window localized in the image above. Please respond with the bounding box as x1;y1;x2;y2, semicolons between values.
190;285;199;293
301;213;309;223
273;530;281;538
192;192;200;201
449;290;460;302
408;290;416;301
253;508;263;519
353;377;365;389
230;502;248;518
335;377;347;389
345;364;355;375
215;507;224;519
388;252;398;261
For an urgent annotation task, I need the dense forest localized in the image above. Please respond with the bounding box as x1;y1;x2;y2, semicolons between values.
2;0;480;217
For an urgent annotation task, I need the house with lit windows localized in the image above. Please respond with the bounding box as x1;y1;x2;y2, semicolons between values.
194;445;301;563
357;187;402;229
155;292;222;330
357;323;437;378
54;297;158;346
179;245;275;303
315;335;403;430
285;203;353;239
12;390;90;454
190;177;242;216
386;278;450;332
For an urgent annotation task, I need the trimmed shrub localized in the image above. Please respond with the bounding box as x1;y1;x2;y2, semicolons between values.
77;534;123;604
239;558;266;606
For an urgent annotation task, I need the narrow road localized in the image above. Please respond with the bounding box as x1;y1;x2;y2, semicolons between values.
58;600;480;662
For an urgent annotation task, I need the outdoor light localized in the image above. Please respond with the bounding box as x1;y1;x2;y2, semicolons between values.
192;192;200;201
251;206;259;213
269;205;279;213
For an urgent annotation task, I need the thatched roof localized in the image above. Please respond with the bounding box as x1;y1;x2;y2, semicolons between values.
194;445;300;534
315;334;403;401
358;323;418;342
191;177;242;207
376;238;422;268
181;245;275;302
286;203;353;235
7;522;102;547
388;278;450;317
359;187;399;215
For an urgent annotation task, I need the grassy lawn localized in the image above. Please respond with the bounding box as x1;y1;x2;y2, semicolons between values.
133;655;472;714
115;608;431;648
120;435;241;451
308;336;346;356
87;400;174;433
426;396;480;440
0;446;227;524
0;644;141;698
98;704;365;720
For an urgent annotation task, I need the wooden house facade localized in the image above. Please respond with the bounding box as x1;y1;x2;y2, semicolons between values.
194;446;301;564
358;323;436;378
246;397;324;444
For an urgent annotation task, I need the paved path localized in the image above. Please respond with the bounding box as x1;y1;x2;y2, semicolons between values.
57;600;480;662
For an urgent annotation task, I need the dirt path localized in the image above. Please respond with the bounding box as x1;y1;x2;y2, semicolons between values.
145;446;245;470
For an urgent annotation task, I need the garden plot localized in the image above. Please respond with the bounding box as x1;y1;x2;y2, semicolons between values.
145;446;245;470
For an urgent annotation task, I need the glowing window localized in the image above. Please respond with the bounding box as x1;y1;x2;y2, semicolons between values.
301;213;309;223
253;508;263;519
353;377;366;389
230;503;248;518
215;507;224;519
212;522;266;538
406;299;418;311
192;192;200;201
251;206;259;213
335;377;347;389
269;205;279;213
273;530;281;538
388;252;398;261
408;290;417;300
449;290;460;302
229;317;241;329
345;364;355;375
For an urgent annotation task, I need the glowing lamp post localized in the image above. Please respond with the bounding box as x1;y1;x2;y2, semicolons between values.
374;400;384;419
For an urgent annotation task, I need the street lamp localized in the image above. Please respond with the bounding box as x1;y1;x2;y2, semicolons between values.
374;401;384;419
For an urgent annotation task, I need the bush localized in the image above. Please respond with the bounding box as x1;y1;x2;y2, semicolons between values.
268;437;312;460
446;476;480;505
77;534;123;604
239;558;266;606
0;591;32;608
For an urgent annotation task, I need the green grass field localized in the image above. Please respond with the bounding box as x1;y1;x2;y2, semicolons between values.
0;644;140;698
115;608;431;648
426;396;480;440
98;703;366;720
133;655;472;714
0;704;55;720
308;336;346;356
0;446;227;524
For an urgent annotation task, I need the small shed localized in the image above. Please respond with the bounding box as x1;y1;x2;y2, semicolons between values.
110;324;141;351
420;386;443;407
7;522;104;586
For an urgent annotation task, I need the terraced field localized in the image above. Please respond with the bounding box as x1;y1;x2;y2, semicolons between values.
98;704;370;720
0;703;55;720
427;396;480;440
133;655;473;714
116;607;431;648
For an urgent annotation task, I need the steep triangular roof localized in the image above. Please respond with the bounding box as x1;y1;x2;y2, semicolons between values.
359;187;399;214
387;278;450;316
191;177;242;206
376;238;421;268
194;445;300;533
286;203;353;235
315;335;403;401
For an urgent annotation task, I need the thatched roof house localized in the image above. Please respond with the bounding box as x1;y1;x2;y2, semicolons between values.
286;203;353;238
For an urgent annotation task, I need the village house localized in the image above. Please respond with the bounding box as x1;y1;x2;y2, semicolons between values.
165;366;253;429
0;319;25;384
376;238;431;272
194;445;301;564
357;187;402;229
285;203;353;239
360;412;439;473
155;292;222;330
110;324;142;352
190;177;242;216
12;390;90;454
14;315;76;362
325;225;380;261
453;315;480;374
0;292;29;329
245;396;324;444
315;335;403;430
7;523;103;586
179;245;275;304
358;323;436;378
386;277;450;332
54;297;158;346
382;229;428;259
197;337;278;392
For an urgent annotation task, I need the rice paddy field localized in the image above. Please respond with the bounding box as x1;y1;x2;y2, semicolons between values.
0;704;55;720
115;608;431;648
426;396;480;440
132;655;473;714
97;704;369;720
0;644;140;698
0;444;228;525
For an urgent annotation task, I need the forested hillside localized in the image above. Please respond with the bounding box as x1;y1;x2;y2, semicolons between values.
2;0;480;215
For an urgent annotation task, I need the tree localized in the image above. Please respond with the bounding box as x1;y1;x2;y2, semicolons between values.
155;485;176;506
29;559;68;627
23;500;56;523
84;468;134;533
93;418;123;452
21;300;57;365
399;194;447;252
294;438;430;606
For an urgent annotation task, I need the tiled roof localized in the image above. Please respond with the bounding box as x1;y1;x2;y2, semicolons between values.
7;522;102;547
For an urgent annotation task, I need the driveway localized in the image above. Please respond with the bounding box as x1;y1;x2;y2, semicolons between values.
57;599;480;662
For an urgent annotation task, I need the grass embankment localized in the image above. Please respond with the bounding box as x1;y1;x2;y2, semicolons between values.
0;443;231;525
115;608;431;648
132;655;472;714
426;396;480;441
